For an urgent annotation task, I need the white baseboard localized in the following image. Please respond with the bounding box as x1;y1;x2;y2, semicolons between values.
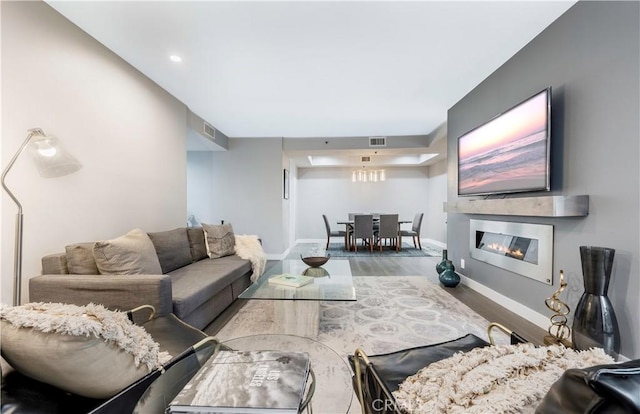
457;272;550;331
268;241;632;360
295;238;325;244
460;275;632;361
424;238;446;249
292;238;446;254
270;239;324;260
266;252;287;261
296;237;447;249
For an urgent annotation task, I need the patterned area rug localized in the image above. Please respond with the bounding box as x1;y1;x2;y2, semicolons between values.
285;242;441;259
214;276;503;413
216;276;501;357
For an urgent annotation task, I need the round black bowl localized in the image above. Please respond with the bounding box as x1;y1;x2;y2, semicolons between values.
300;254;330;267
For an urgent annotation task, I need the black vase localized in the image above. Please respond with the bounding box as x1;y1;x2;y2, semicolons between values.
436;249;449;274
571;246;620;357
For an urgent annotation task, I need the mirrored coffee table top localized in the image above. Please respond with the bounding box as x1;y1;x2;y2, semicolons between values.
239;259;355;301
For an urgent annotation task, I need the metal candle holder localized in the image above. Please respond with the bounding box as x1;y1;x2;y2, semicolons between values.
543;270;572;347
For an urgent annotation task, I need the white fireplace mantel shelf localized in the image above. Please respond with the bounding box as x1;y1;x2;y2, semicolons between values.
444;195;589;217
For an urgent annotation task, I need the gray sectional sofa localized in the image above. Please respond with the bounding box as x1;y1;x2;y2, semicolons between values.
29;227;253;329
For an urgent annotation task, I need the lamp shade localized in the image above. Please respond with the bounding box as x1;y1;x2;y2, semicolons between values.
1;128;82;305
29;134;82;178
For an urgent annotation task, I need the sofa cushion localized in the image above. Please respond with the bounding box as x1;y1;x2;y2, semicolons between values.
0;302;170;399
169;255;251;319
186;227;208;262
93;228;162;275
42;252;69;275
65;242;98;274
202;223;235;259
147;228;192;274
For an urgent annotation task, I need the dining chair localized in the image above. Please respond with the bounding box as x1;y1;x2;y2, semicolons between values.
323;214;347;250
376;214;399;252
370;213;381;232
348;213;364;221
400;213;424;249
353;215;374;253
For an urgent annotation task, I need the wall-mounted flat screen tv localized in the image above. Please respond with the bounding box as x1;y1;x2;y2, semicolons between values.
457;87;551;197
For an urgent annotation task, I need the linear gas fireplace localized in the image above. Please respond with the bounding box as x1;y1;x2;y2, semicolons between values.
470;219;554;285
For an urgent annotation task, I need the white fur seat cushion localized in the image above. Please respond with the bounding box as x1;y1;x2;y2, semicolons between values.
392;343;615;413
0;302;171;398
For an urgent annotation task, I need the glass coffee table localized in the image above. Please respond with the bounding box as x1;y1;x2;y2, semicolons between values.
239;259;355;337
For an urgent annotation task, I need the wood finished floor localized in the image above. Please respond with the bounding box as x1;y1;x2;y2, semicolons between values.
206;256;547;345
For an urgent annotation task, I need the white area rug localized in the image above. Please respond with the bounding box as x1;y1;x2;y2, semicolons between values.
216;276;498;356
215;276;502;413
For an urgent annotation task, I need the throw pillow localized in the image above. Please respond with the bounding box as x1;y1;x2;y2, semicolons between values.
186;227;208;262
0;302;171;399
65;242;99;274
147;228;192;273
202;223;235;259
93;228;162;275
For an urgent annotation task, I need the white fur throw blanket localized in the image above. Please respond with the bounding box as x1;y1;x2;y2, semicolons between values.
0;302;171;371
392;343;614;414
234;234;267;282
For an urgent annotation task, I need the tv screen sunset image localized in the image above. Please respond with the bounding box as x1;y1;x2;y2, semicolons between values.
458;90;549;196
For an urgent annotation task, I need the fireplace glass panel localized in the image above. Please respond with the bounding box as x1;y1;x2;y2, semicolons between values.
476;231;539;265
469;219;553;285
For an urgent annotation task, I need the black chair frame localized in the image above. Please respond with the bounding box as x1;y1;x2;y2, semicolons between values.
349;323;525;414
1;305;316;414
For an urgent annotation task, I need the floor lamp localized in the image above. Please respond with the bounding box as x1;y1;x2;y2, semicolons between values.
1;128;82;305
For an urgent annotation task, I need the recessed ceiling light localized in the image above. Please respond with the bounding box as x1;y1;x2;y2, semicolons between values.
169;55;182;63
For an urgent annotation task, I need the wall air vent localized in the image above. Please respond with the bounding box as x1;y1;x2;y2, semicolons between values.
203;122;216;140
369;136;386;147
361;156;371;162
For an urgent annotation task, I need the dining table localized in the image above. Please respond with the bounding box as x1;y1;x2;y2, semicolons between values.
337;217;412;251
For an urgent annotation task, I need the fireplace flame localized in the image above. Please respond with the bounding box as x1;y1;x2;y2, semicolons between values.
486;243;525;259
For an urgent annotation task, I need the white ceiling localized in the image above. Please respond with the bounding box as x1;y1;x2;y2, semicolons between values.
47;0;576;166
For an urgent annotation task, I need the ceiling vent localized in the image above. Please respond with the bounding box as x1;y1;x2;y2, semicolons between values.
369;136;386;147
203;122;216;140
361;156;371;162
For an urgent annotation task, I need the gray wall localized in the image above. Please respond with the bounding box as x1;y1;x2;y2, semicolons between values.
188;109;229;151
188;120;446;256
295;167;433;242
2;1;188;304
283;135;429;151
202;138;288;254
187;152;216;224
426;159;447;244
189;150;447;255
447;1;639;358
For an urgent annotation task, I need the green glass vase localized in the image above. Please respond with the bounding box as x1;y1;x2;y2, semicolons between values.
435;249;449;274
439;260;460;288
